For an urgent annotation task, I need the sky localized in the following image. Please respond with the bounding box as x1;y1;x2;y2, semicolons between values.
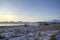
0;0;60;22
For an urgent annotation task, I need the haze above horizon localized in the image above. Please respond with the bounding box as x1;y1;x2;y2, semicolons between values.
0;0;60;22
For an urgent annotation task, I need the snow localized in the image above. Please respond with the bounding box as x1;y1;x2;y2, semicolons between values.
0;25;59;40
0;32;15;38
28;33;34;36
40;36;51;40
9;37;21;40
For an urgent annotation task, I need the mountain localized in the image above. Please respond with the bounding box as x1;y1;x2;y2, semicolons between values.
51;20;60;22
42;19;60;22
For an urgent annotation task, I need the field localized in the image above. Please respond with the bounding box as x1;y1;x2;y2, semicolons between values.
0;23;60;40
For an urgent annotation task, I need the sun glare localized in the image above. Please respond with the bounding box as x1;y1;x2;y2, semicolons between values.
0;15;19;22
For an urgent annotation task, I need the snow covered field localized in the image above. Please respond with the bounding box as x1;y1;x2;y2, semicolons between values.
0;23;60;40
0;29;59;40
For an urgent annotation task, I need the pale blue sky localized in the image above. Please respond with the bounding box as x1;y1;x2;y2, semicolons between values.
0;0;60;22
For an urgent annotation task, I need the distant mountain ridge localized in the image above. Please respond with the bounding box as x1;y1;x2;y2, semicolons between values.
51;20;60;22
37;19;60;23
